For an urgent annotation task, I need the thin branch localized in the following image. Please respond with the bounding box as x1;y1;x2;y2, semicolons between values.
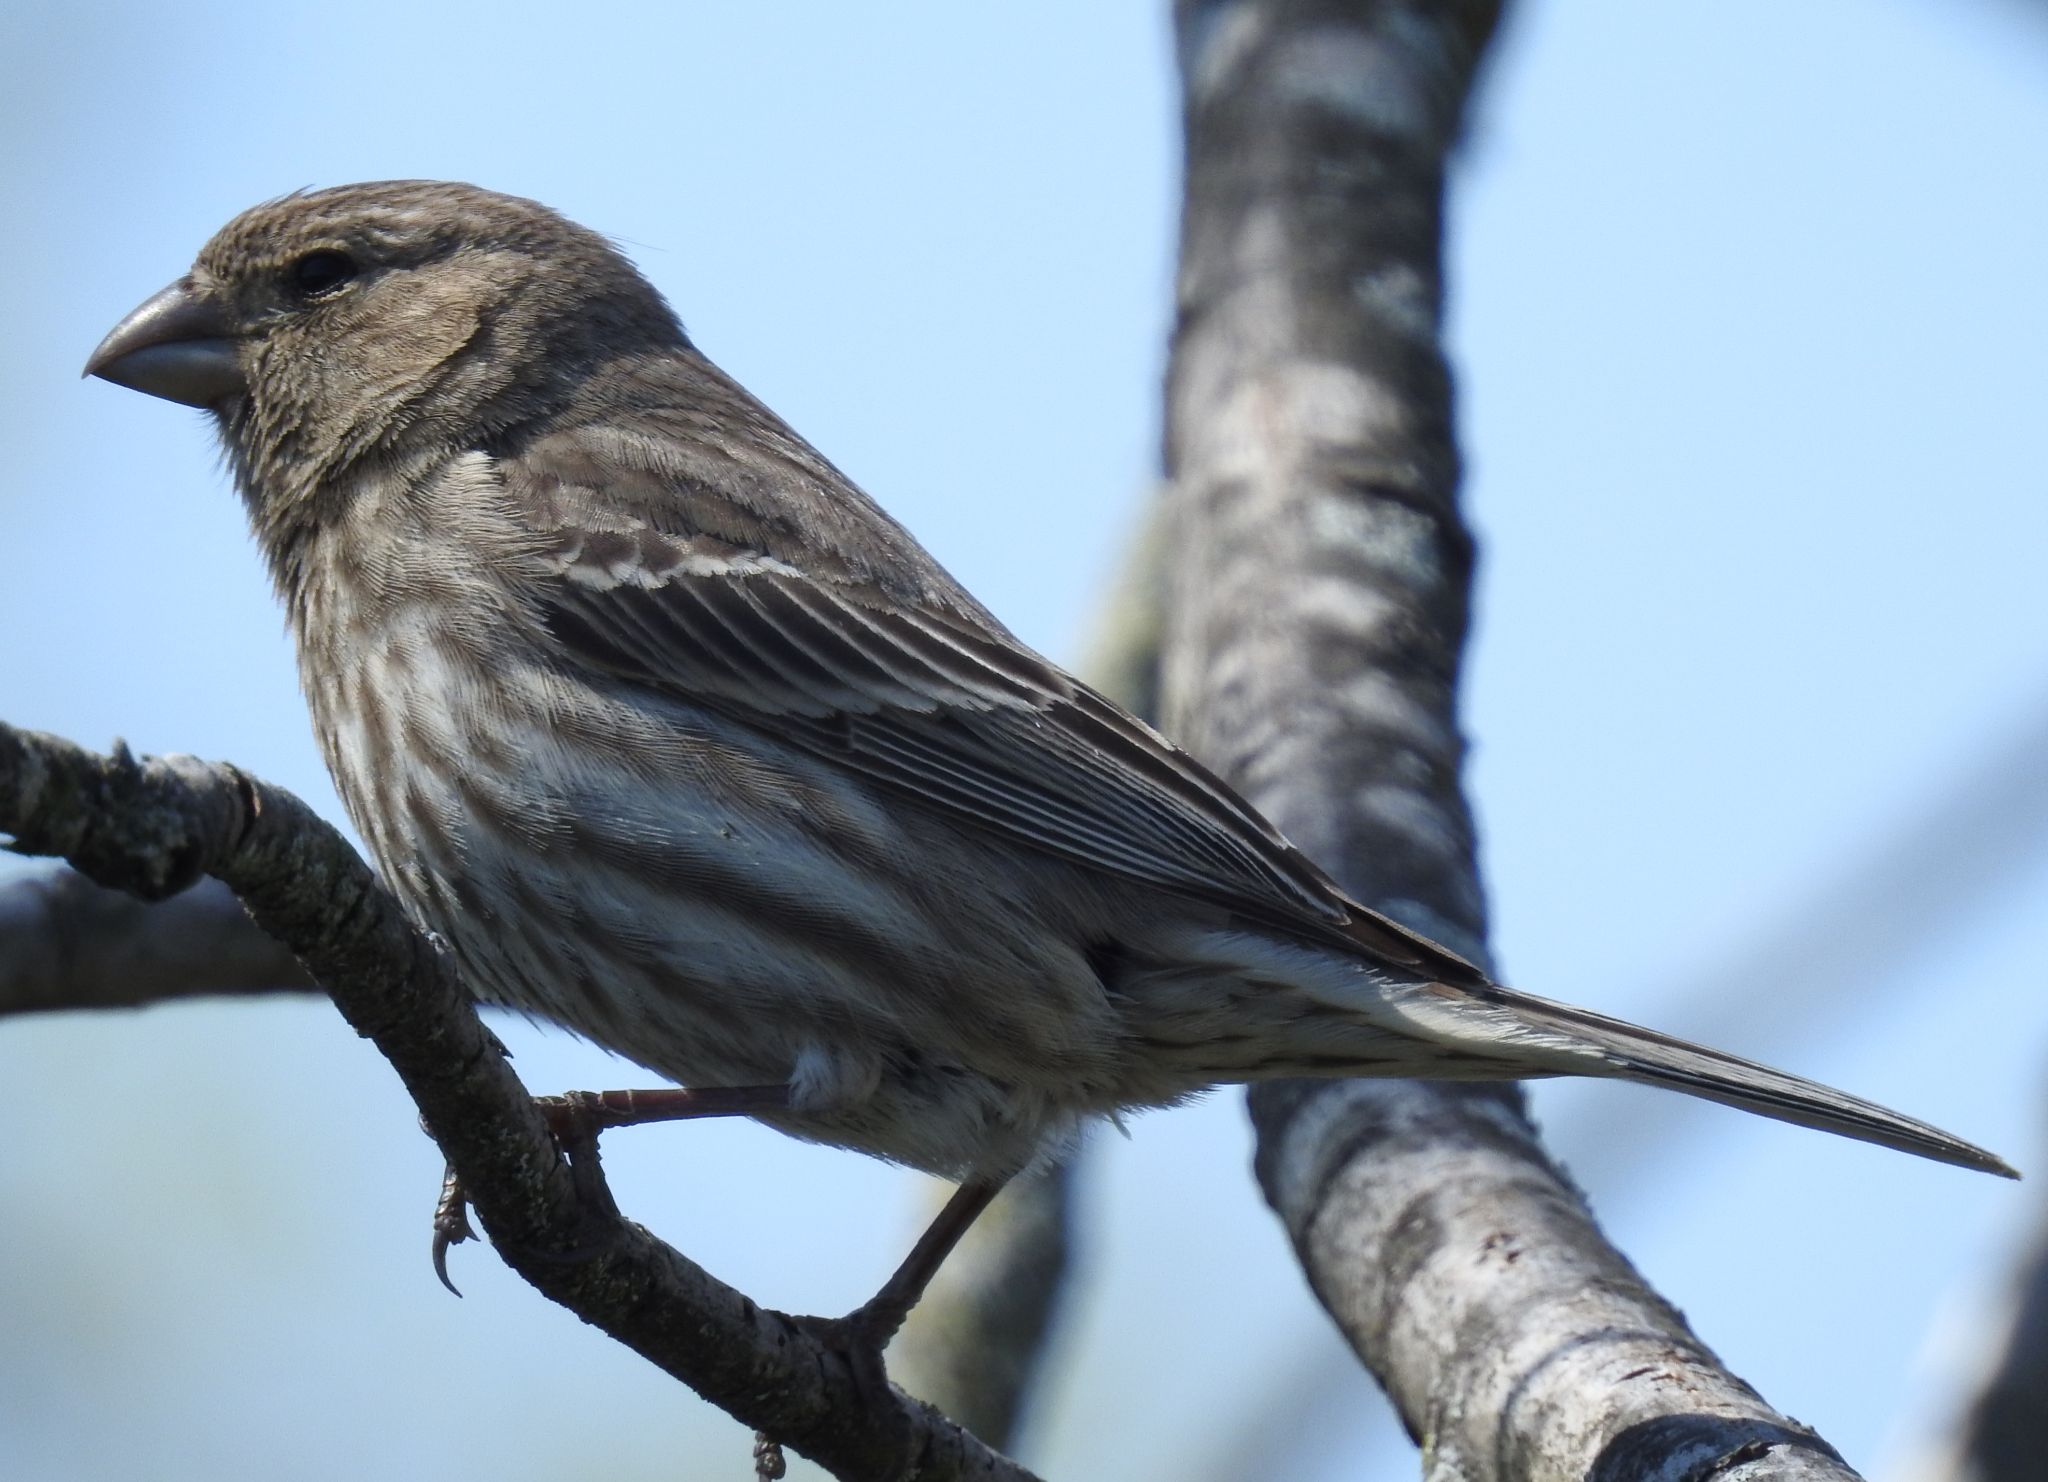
0;869;311;1016
0;721;1036;1482
1162;1;1865;1477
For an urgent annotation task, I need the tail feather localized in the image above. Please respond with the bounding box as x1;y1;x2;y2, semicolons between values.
1423;982;2017;1179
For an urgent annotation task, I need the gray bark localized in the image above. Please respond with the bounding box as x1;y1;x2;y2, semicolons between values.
1216;685;2048;1466
1160;1;1863;1477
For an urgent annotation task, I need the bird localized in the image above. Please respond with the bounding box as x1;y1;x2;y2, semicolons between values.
85;180;2013;1343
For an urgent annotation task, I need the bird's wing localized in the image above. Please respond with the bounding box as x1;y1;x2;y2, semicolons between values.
504;446;1476;980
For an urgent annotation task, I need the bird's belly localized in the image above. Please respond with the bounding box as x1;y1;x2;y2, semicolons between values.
310;644;1132;1174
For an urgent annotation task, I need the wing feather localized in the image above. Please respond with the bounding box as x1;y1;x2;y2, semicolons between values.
507;440;1468;976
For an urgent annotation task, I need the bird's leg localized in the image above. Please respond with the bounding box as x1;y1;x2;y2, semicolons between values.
535;1085;796;1222
432;1083;794;1293
784;1176;1005;1438
537;1084;795;1137
828;1177;1007;1350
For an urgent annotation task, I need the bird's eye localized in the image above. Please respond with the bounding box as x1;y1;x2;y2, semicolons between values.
287;249;358;300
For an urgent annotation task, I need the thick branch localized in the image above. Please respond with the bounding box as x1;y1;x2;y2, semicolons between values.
1207;688;2048;1466
1161;1;1863;1477
0;721;1035;1482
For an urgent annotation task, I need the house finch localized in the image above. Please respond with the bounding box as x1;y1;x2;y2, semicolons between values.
86;181;2010;1332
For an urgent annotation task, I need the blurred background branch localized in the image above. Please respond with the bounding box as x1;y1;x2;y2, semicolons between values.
0;871;309;1017
888;530;1173;1446
1910;1187;2048;1482
892;1160;1077;1451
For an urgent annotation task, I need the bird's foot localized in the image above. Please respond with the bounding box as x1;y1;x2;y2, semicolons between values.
788;1308;900;1420
423;1084;793;1291
430;1161;477;1296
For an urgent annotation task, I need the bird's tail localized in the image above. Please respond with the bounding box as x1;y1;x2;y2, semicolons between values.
1402;980;2016;1178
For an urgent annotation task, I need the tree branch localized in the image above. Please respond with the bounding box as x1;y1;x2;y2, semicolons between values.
0;721;1036;1482
0;869;311;1017
1162;1;1865;1476
1210;684;2048;1470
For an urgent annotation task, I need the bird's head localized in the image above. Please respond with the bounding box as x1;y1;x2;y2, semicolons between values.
86;180;684;506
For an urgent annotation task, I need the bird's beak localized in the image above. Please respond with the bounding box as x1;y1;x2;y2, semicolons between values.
85;278;244;409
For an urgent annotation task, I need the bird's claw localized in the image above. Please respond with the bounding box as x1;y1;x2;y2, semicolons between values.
431;1162;477;1296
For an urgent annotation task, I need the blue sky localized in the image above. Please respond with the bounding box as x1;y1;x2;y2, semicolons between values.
3;3;2045;1479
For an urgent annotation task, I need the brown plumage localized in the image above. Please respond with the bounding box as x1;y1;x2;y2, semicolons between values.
84;181;2011;1288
